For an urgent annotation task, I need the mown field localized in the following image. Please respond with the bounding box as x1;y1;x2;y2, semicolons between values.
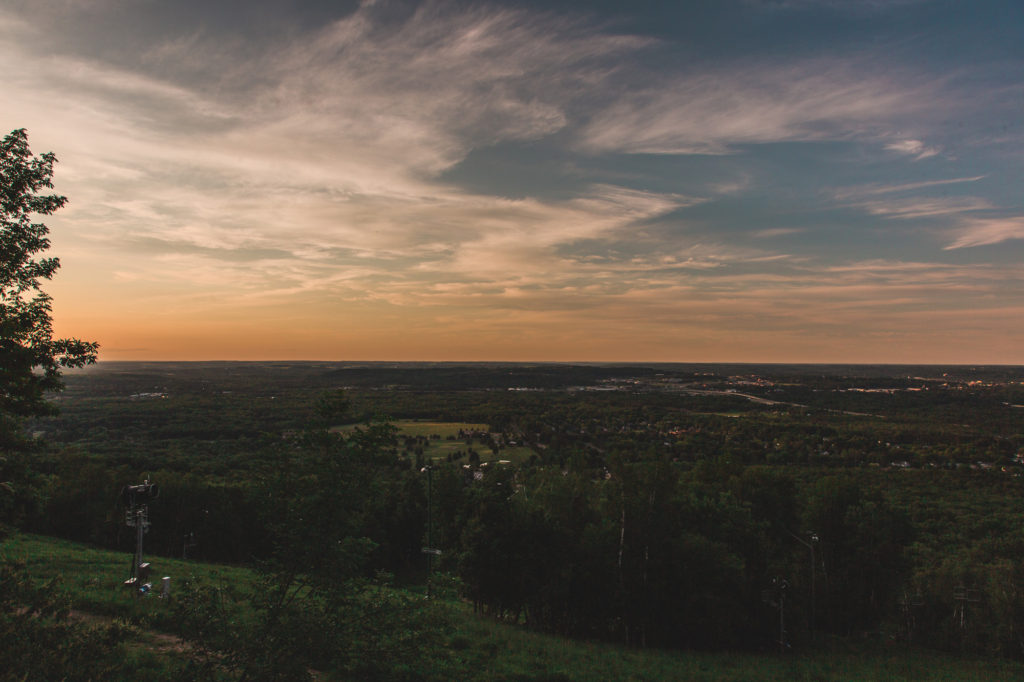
337;419;536;464
5;533;1024;681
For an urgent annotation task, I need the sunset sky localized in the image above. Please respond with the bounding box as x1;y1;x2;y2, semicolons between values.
3;0;1023;363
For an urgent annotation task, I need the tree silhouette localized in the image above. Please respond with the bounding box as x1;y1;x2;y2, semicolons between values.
0;129;97;433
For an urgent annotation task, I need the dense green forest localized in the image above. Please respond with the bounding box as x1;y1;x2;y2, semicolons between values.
3;361;1023;679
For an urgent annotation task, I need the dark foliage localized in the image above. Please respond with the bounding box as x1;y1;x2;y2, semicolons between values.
0;129;97;430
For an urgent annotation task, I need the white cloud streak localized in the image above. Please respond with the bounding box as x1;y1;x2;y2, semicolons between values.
576;59;947;154
853;196;992;219
830;176;985;200
884;138;940;160
945;217;1024;250
1;3;660;268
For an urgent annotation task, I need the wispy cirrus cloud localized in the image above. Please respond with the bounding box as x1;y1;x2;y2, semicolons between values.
576;58;947;154
945;217;1024;250
827;177;1023;249
1;2;659;262
829;176;985;200
884;138;940;160
853;196;992;219
752;228;805;238
747;0;933;10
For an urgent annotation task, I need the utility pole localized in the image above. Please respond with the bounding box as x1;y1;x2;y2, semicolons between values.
787;528;819;639
899;591;923;642
807;532;818;639
774;577;788;653
953;586;981;629
762;576;789;654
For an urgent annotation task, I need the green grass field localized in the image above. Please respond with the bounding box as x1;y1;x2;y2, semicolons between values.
422;440;536;466
446;616;1024;681
5;533;1024;681
393;420;489;438
1;533;256;634
338;419;537;465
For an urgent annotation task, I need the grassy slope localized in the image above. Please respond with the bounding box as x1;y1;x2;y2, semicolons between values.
4;533;1024;681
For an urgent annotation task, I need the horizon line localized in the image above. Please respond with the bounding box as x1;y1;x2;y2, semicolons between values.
80;359;1024;368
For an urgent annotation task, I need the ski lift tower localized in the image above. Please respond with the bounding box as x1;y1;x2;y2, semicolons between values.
121;479;159;596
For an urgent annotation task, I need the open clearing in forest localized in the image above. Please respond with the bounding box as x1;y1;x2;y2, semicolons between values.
334;419;487;437
339;419;536;464
393;420;489;438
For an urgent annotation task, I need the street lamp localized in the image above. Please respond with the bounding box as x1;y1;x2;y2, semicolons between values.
807;532;818;639
420;466;441;597
773;576;789;653
787;529;819;639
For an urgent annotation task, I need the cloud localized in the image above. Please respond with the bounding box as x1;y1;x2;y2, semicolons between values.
1;3;662;272
853;196;991;219
945;217;1024;249
576;58;946;154
748;0;933;12
829;175;985;200
836;191;1024;249
752;228;804;238
884;138;940;160
3;1;644;184
188;2;650;183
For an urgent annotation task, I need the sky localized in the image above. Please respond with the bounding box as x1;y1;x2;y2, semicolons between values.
2;0;1023;363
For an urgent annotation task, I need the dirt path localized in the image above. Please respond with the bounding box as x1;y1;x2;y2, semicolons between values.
67;610;323;678
68;609;193;654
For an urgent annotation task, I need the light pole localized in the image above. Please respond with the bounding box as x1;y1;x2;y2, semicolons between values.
420;465;441;597
773;576;788;653
808;532;818;639
787;529;819;639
